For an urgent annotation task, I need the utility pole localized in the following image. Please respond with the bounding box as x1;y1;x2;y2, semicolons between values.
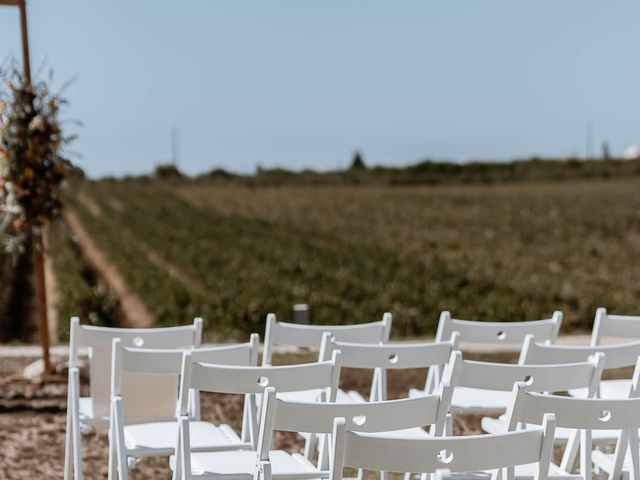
1;0;51;374
171;127;180;167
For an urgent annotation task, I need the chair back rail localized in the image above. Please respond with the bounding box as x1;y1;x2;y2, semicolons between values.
436;310;562;345
262;312;391;365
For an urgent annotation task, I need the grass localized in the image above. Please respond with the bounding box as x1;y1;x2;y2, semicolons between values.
56;176;640;338
47;219;116;340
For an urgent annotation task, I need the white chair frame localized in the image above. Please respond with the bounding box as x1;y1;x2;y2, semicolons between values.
171;350;343;480
591;308;640;346
435;311;562;346
505;363;640;480
108;335;259;480
444;350;604;415
64;317;203;480
329;414;557;480
262;312;392;366
320;333;459;401
176;384;451;480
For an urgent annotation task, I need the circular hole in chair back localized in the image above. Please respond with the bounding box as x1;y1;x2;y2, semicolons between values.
133;337;144;347
437;450;453;464
523;375;534;385
599;410;612;422
388;354;399;364
257;376;270;387
496;330;506;340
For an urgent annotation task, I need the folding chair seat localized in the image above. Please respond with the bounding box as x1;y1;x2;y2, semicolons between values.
65;317;203;480
109;335;260;479
173;382;451;480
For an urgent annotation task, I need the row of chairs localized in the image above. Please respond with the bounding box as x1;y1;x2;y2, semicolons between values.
63;307;640;480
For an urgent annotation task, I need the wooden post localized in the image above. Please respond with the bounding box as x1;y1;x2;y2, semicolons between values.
19;0;51;373
18;0;31;83
2;0;50;373
34;230;51;373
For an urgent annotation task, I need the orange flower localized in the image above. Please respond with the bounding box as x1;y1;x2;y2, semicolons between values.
12;218;26;231
24;167;35;179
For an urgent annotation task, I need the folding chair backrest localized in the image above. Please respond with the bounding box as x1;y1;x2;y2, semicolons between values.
69;317;202;418
111;335;259;419
521;335;640;369
179;351;342;414
508;387;640;432
331;415;556;480
446;350;604;395
262;312;391;365
435;311;562;346
321;335;459;396
591;307;640;345
257;386;451;461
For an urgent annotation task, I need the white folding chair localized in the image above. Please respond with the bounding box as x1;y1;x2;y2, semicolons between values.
263;312;392;365
108;335;259;480
505;364;640;480
329;414;556;480
174;384;452;480
170;350;343;479
320;333;459;402
589;308;640;399
591;308;640;346
443;350;604;415
64;317;203;480
263;313;391;403
435;310;562;347
318;336;459;478
520;335;640;399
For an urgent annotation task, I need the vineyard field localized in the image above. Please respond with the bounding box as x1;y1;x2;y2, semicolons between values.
61;177;640;339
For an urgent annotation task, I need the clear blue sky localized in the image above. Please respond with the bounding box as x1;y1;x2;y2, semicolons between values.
1;1;639;178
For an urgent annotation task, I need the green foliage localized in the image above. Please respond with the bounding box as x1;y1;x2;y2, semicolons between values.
350;151;366;170
48;219;117;340
154;163;185;180
60;177;640;338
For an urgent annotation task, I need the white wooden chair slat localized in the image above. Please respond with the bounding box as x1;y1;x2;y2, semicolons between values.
436;310;562;345
521;337;640;370
330;414;556;480
262;312;391;365
592;308;640;344
189;358;341;395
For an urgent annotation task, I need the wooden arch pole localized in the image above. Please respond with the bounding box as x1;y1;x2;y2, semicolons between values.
1;0;51;373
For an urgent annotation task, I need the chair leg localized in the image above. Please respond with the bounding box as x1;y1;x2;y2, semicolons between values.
70;369;83;480
108;404;117;480
112;399;128;480
64;387;74;480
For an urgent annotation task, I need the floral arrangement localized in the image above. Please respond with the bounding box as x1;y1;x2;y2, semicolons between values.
0;71;70;256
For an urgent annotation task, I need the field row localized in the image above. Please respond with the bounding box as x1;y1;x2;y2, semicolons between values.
54;177;640;338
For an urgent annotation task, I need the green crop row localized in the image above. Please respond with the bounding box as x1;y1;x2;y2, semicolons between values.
59;177;640;338
47;219;117;341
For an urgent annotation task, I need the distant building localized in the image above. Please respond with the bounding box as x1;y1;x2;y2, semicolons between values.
622;145;640;160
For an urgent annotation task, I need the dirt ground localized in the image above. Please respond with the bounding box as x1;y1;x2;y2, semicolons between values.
1;351;611;480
